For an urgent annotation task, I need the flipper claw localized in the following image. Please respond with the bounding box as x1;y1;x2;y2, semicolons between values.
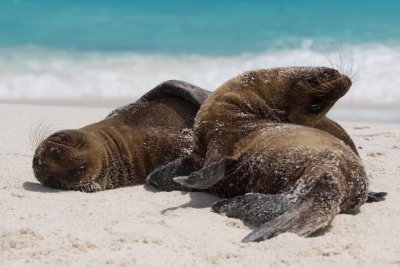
173;176;190;184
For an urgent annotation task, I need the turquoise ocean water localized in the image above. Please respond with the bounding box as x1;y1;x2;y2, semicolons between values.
1;0;399;54
0;0;400;122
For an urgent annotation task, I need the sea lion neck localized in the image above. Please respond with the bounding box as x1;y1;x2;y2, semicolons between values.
233;68;302;119
81;118;145;188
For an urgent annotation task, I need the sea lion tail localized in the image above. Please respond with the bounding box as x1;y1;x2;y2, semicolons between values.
140;80;211;108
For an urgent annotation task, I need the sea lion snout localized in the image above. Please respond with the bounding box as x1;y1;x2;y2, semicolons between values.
38;130;83;162
32;129;92;187
303;67;351;90
338;74;352;94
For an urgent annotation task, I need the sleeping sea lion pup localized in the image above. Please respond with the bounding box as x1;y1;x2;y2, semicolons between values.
149;67;385;242
32;80;210;192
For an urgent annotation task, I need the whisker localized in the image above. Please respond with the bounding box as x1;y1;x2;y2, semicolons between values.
320;45;359;82
320;48;335;69
346;51;353;76
29;120;56;152
320;47;341;72
340;48;346;74
348;52;359;82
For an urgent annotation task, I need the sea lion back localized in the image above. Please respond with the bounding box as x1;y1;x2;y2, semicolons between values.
140;80;211;108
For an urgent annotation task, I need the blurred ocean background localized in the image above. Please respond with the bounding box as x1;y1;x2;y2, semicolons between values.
0;0;399;121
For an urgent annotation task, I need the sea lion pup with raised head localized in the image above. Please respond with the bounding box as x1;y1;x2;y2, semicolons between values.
147;67;386;242
32;80;210;192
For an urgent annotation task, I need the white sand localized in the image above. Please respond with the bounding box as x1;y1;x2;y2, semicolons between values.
1;103;399;266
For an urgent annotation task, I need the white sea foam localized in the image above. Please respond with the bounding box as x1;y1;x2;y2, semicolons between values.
0;44;400;106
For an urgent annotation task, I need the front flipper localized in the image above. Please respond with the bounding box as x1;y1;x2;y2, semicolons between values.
212;193;290;226
367;191;387;203
146;158;194;192
173;157;236;189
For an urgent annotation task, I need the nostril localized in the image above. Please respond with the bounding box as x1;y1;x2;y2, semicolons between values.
32;155;45;169
33;156;42;166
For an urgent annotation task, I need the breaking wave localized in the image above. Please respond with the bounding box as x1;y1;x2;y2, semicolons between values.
1;44;400;106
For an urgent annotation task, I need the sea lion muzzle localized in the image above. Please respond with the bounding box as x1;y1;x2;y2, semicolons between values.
33;130;89;186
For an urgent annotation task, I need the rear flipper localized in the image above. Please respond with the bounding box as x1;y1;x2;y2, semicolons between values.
367;191;387;202
212;193;290;226
242;173;347;243
146;158;195;192
174;157;236;189
241;200;319;242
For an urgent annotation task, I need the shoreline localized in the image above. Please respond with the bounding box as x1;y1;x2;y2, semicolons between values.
1;99;399;123
1;103;399;266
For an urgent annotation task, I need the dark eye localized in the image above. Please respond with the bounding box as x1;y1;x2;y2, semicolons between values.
77;165;86;176
309;103;322;113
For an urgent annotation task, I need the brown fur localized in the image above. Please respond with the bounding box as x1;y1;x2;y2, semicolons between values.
32;81;208;192
314;117;358;155
191;67;368;239
195;67;354;165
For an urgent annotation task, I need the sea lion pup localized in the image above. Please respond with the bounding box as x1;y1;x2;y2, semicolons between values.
147;72;385;202
32;80;210;192
148;67;385;242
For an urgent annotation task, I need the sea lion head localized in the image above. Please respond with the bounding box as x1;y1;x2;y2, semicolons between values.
266;67;352;126
32;129;110;192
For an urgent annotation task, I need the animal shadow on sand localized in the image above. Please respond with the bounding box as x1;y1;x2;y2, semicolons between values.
144;184;221;215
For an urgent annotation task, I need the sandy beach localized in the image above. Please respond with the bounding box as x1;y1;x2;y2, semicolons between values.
1;102;399;266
